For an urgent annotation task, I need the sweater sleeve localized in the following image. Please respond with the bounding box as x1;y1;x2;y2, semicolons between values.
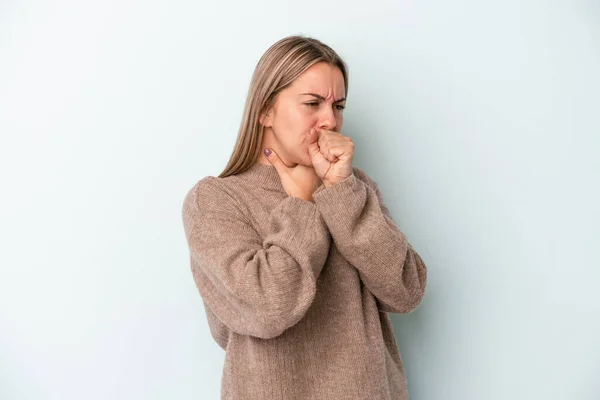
181;177;331;340
312;167;427;314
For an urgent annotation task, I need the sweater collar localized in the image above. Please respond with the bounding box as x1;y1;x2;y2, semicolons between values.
236;162;285;192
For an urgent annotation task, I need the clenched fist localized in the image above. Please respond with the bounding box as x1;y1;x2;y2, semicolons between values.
307;128;355;187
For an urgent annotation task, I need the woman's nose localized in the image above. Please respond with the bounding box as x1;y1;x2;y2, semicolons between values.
318;108;336;130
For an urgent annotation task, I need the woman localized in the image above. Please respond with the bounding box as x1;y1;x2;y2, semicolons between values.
181;35;428;400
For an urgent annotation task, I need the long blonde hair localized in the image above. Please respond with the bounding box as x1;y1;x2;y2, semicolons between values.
219;35;349;178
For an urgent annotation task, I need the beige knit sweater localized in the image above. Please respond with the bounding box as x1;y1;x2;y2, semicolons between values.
181;162;427;400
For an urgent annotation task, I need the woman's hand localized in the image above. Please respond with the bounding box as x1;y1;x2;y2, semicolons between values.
307;128;355;187
264;148;322;202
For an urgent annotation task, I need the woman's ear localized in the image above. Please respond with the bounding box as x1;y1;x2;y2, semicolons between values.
259;107;273;128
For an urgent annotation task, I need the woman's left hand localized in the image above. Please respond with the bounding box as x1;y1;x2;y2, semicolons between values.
307;128;355;187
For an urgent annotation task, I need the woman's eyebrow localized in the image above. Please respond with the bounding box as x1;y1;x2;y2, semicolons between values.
300;93;346;103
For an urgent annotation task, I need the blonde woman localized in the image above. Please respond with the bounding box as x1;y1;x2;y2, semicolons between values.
181;35;428;400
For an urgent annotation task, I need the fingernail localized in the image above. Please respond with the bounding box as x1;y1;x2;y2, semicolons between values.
264;148;271;156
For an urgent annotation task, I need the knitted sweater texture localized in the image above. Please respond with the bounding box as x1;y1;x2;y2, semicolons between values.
181;162;427;399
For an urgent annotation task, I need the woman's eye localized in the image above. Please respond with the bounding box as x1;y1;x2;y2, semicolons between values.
305;102;345;110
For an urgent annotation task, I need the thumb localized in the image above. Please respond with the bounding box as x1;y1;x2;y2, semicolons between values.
307;128;321;158
264;148;288;176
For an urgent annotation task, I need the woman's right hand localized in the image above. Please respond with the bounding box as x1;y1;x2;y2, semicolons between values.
264;148;322;202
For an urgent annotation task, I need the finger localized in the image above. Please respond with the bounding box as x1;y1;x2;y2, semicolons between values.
326;143;353;161
316;129;343;148
264;148;288;176
319;142;338;163
325;147;338;162
316;133;335;162
319;136;350;160
319;129;347;140
307;128;321;157
308;129;328;164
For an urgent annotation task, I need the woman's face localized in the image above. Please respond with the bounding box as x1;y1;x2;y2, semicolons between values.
260;62;346;167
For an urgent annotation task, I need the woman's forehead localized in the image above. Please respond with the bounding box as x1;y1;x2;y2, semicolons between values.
290;64;345;95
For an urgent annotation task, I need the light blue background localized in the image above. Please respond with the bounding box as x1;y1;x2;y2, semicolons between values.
1;0;598;399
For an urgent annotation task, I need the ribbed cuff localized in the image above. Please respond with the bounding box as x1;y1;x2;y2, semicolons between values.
312;173;363;228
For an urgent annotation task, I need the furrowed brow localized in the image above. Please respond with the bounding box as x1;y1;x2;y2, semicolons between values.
300;93;346;103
